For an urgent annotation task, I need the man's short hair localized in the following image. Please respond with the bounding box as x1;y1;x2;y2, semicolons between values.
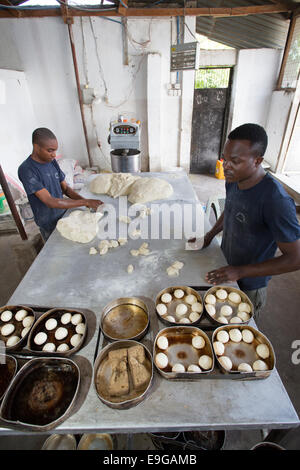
228;123;268;156
32;128;57;145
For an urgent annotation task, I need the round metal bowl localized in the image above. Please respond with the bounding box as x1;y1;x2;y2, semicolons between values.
0;357;80;432
27;308;87;356
93;340;153;409
203;286;254;326
212;325;276;379
155;286;203;326
153;326;214;379
100;297;149;341
77;433;115;450
0;305;36;351
42;434;77;450
0;354;17;401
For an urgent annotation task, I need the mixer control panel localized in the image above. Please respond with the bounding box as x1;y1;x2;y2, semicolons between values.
113;125;137;135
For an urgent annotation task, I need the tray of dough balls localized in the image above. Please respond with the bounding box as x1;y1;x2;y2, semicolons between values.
212;325;275;380
0;305;36;351
155;286;203;326
154;326;214;379
203;286;253;326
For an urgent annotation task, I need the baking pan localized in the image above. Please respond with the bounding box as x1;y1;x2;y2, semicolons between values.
0;357;80;431
203;286;254;326
155;286;203;326
0;354;17;401
26;308;87;356
212;325;275;379
93;340;153;409
0;305;36;351
153;326;214;379
100;297;149;341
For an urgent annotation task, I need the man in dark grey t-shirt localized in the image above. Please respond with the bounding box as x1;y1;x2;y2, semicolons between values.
200;123;300;319
18;128;103;241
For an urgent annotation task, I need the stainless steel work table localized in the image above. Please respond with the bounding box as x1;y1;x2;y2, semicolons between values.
1;172;299;436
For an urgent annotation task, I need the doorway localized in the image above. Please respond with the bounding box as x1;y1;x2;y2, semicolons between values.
190;67;233;174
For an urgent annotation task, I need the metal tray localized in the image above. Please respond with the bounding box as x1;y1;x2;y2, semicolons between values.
153;326;214;379
0;354;18;401
93;340;153;409
212;325;276;379
0;305;36;352
100;297;149;341
203;285;254;326
155;286;203;326
0;357;80;432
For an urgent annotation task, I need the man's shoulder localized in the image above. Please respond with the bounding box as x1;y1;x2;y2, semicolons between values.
262;173;290;199
18;156;35;177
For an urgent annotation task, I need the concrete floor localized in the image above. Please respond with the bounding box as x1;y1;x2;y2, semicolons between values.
0;174;299;450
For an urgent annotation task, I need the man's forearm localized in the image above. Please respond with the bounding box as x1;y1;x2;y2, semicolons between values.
63;186;84;200
47;197;88;209
208;212;224;237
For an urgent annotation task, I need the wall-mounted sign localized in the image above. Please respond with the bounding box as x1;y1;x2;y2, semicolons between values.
170;42;200;71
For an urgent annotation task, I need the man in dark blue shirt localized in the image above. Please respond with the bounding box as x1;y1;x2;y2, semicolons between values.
18;128;103;241
203;123;300;319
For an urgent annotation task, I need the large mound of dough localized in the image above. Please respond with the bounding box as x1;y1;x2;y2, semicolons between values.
128;177;173;203
89;173;173;203
56;210;103;243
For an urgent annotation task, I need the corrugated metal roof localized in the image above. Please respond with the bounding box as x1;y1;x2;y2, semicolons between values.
195;0;290;49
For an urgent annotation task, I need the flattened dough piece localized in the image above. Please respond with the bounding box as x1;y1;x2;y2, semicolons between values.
56;210;103;243
128;177;173;204
108;173;140;198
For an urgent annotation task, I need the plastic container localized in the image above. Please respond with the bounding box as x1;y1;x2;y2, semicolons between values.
215;159;225;180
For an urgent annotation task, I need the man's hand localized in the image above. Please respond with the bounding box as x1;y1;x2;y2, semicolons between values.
206;265;242;284
188;230;215;249
85;199;103;210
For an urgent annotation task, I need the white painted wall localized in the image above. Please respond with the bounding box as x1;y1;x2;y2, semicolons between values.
0;69;37;185
230;49;282;132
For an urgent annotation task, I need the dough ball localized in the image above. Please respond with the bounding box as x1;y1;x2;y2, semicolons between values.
1;310;13;322
238;302;251;313
6;336;20;347
118;238;127;245
22;316;34;328
192;336;205;349
229;328;242;343
21;327;31;338
217;316;228;324
42;343;56;353
76;323;86;335
205;294;216;305
218;356;233;371
165;315;175;323
57;343;70;352
220;305;233;317
166;266;179;277
198;355;212;370
256;344;270;359
228;292;242;303
45;318;58;331
15;309;28;322
161;293;172;303
229;316;242;324
242;329;254;344
238;363;253;372
34;332;48;346
55;327;68;341
175;303;188;317
172;363;185;373
70;334;82;348
205;304;216;317
61;312;72;325
1;323;15;337
139;247;150;256
253;360;268;371
130;249;140;257
237;311;250;322
100;246;108;256
187;364;201;373
213;341;225;356
155;352;168;369
191;302;203;313
110;240;119;248
71;314;83;326
189;311;201;323
216;289;228;300
185;294;197;305
89;247;97;255
174;289;185;299
127;264;134;274
179;317;191;324
156;303;167;316
172;261;184;270
157;335;169;350
216;330;230;343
